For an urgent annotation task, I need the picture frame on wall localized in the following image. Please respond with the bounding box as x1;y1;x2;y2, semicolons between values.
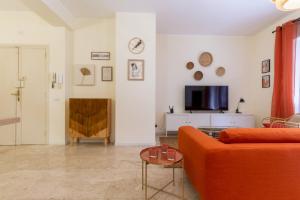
262;75;270;88
102;66;113;81
128;59;144;81
262;59;270;73
91;52;110;60
73;64;95;86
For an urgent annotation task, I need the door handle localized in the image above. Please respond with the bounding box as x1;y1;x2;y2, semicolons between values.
10;89;20;102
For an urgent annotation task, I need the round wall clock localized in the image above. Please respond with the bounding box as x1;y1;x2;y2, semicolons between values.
128;37;145;54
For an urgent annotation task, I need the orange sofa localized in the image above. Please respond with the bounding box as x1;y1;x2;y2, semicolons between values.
178;126;300;200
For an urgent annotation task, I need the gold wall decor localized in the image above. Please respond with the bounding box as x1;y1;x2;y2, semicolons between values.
186;61;194;70
194;71;203;81
199;52;213;67
216;67;226;77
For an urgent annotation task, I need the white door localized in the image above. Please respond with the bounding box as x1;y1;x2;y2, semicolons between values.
20;47;47;144
0;46;47;145
0;47;19;145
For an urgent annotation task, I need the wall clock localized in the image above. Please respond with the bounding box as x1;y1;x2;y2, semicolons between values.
128;37;145;54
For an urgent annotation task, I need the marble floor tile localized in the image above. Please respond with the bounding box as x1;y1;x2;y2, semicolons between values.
0;144;199;200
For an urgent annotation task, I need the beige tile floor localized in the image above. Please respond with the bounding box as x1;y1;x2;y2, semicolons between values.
0;144;199;200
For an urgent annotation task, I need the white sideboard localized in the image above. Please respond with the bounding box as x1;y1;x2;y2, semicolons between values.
165;113;255;136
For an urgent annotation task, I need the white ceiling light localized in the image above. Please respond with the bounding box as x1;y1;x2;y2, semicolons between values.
272;0;300;11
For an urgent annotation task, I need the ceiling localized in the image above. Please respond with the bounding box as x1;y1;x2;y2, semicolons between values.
59;0;288;35
0;0;290;35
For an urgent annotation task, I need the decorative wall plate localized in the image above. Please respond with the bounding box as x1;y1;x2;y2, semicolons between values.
216;67;226;77
194;71;203;81
128;37;145;54
199;52;213;67
186;62;194;70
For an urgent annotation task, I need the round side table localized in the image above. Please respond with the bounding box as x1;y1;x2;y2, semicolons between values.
140;146;184;200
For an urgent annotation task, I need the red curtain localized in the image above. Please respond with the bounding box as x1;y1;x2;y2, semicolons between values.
271;22;297;118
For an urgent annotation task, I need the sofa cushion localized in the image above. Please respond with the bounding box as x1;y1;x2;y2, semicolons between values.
219;128;300;144
262;123;285;128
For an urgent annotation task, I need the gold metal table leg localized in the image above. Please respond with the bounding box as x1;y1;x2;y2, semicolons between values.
145;162;147;200
141;159;185;200
173;166;175;186
142;160;144;190
182;160;184;199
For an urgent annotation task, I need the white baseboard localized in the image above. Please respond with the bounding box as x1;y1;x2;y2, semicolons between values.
115;141;156;146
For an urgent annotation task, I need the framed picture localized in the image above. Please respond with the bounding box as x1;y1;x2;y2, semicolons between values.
102;66;113;81
128;59;144;81
91;52;110;60
73;64;95;86
262;75;270;88
262;59;270;73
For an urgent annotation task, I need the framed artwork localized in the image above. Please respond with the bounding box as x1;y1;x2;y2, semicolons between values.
128;59;144;81
262;59;270;73
128;37;145;54
73;64;95;86
262;75;270;88
91;52;110;60
102;66;113;81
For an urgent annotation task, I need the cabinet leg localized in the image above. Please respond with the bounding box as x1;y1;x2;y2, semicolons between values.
70;137;76;145
73;137;78;144
104;137;109;145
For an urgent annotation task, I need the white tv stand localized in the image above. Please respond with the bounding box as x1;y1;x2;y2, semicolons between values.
165;112;255;136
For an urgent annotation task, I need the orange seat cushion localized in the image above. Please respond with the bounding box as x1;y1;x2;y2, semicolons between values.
263;123;285;128
263;123;271;128
219;128;300;144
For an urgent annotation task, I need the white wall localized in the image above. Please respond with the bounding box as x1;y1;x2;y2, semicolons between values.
251;10;300;124
0;11;67;144
115;13;156;145
156;11;300;132
72;19;115;98
65;29;73;144
71;19;116;142
156;35;255;132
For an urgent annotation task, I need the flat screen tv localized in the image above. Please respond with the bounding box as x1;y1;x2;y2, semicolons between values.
185;86;228;111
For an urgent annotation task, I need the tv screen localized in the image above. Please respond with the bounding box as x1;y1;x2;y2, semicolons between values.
185;86;228;111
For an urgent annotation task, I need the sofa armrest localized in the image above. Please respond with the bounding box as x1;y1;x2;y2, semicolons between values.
178;126;226;197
